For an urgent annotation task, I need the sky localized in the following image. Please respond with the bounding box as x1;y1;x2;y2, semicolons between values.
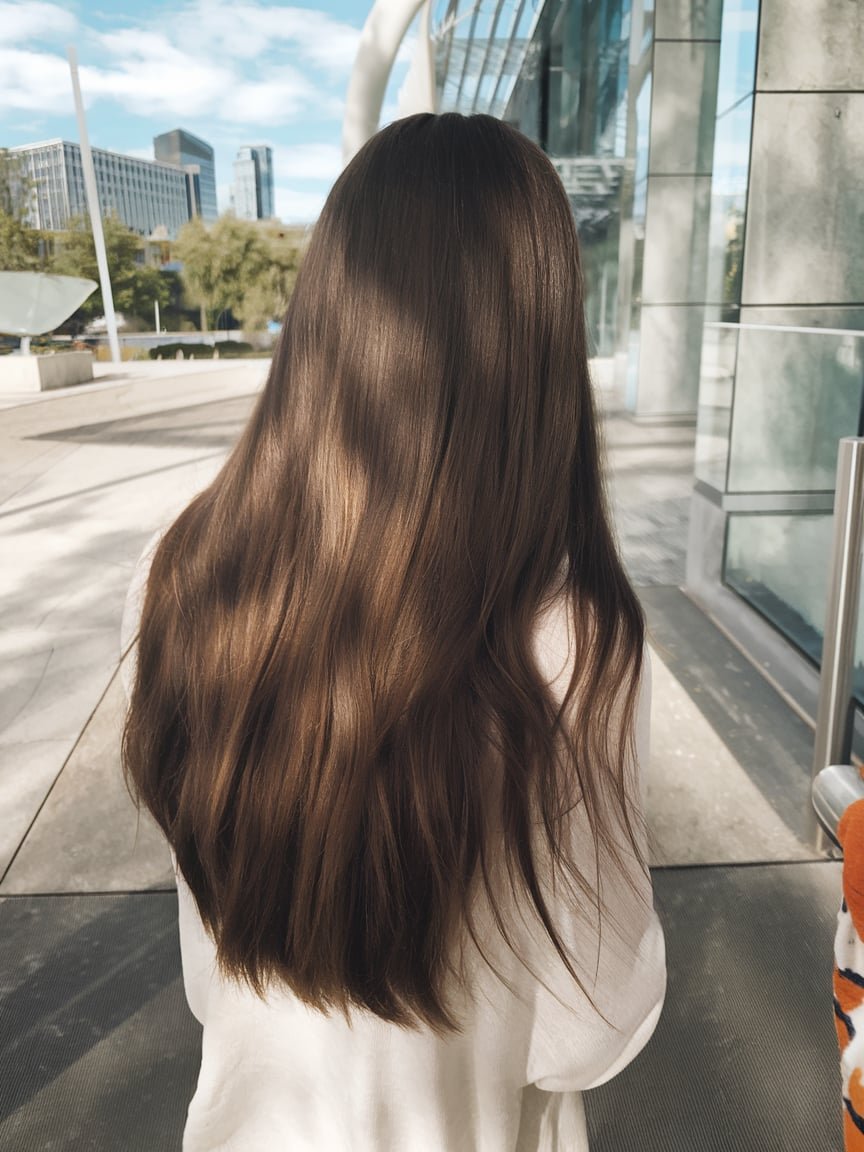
0;0;420;223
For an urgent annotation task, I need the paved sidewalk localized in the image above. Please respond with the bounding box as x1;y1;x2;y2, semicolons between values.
1;361;267;891
0;361;823;898
0;360;839;1152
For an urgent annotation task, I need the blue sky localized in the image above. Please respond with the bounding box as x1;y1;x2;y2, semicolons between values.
0;0;418;222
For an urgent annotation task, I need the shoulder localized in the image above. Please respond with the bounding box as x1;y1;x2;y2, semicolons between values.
120;529;167;700
532;590;652;713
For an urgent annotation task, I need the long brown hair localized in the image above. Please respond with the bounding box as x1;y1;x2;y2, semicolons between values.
123;112;646;1036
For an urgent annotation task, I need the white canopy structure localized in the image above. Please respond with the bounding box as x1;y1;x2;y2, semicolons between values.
0;271;97;338
342;0;437;168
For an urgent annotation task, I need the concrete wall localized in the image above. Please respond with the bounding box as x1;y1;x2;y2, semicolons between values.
687;0;864;716
624;0;722;418
0;352;94;393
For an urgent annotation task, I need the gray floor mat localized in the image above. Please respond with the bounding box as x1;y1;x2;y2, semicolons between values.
585;862;844;1150
0;862;845;1151
0;892;200;1152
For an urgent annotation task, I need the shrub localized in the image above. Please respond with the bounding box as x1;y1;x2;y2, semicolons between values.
149;342;214;360
212;340;254;358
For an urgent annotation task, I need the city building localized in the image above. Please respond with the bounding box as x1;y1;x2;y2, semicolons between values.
10;139;190;239
430;0;864;741
232;146;275;221
153;129;218;222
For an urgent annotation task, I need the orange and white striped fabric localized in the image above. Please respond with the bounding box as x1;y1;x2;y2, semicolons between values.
835;799;864;1150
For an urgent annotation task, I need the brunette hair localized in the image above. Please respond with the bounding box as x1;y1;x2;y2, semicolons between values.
122;112;646;1036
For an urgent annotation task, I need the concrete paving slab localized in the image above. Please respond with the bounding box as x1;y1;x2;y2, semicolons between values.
0;629;119;746
0;666;174;895
602;397;695;588
0;741;69;878
1;635;817;894
645;651;816;865
0;365;264;892
642;585;817;847
0;364;824;894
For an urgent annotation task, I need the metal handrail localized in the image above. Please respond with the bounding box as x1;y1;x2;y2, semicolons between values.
812;764;864;847
811;438;864;850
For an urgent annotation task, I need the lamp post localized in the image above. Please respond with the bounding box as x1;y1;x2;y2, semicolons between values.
68;45;121;364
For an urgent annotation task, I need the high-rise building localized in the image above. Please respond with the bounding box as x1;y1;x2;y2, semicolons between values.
153;129;218;222
10;139;190;238
232;146;274;221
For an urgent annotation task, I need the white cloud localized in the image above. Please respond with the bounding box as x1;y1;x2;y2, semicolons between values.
274;185;326;224
172;2;363;76
86;31;232;118
274;142;341;183
0;1;76;44
0;47;74;113
0;0;413;131
224;75;323;125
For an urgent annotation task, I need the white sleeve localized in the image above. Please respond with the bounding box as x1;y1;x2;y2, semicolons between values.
171;847;219;1027
523;648;667;1092
120;530;165;700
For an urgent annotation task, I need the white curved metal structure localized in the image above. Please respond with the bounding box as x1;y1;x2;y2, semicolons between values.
342;0;436;168
0;272;97;337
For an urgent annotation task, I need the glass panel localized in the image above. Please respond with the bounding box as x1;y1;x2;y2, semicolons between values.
704;94;753;308
725;512;831;671
727;327;864;494
625;304;641;410
501;0;635;356
725;512;864;706
715;0;758;117
694;319;737;490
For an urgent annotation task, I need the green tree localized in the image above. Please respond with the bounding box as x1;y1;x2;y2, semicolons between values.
234;223;305;331
0;148;30;220
0;147;41;272
51;214;170;330
173;216;223;331
0;211;40;271
175;214;273;331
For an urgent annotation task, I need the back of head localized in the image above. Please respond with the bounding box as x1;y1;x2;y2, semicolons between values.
123;112;645;1036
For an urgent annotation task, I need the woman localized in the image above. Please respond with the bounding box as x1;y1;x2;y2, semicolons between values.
122;112;666;1151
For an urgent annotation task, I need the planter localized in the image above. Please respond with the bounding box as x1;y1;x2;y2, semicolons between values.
0;351;94;393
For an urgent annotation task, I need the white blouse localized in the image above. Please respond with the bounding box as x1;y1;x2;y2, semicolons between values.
122;535;666;1152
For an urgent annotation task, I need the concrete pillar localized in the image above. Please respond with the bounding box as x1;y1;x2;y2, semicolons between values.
623;0;723;417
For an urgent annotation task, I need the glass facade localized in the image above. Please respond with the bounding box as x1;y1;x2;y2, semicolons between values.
153;130;219;222
232;146;275;221
703;0;758;314
435;0;632;356
12;140;191;239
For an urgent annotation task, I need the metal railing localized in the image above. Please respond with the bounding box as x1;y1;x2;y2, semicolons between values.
812;438;864;849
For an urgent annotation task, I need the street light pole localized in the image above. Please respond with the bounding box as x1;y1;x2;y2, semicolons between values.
68;44;121;364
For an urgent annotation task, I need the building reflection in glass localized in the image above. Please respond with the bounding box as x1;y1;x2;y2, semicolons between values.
434;0;636;356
